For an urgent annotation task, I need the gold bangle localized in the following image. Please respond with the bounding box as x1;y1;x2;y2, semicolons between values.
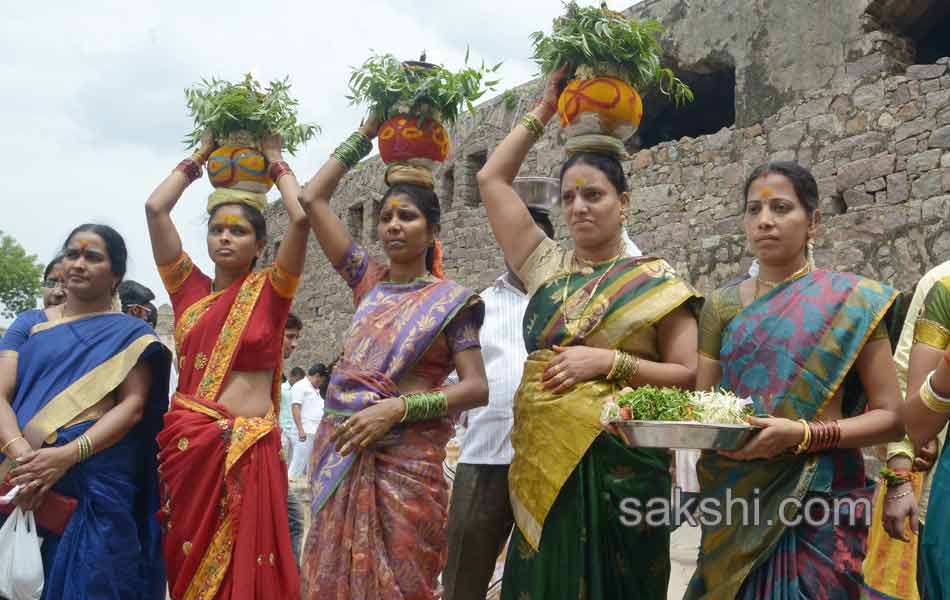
793;419;811;454
627;355;641;382
607;351;623;381
921;372;950;414
0;435;25;454
521;113;545;139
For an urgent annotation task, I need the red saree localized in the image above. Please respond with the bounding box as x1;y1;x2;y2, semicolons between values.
156;253;301;600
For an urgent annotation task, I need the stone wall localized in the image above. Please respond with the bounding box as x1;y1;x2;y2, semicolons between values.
266;0;950;366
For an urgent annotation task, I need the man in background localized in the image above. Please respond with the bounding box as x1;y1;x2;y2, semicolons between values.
442;205;555;600
280;313;306;568
289;363;328;482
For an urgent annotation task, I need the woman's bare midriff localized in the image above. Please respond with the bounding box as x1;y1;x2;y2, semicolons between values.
397;372;438;397
218;370;275;417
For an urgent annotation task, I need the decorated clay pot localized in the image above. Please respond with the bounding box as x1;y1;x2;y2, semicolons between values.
377;115;450;167
206;130;273;193
557;76;643;141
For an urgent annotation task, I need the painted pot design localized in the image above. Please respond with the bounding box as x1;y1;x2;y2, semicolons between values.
206;145;273;193
377;115;450;165
557;76;644;141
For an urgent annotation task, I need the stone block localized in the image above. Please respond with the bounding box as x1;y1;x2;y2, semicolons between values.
922;79;943;95
835;154;896;191
843;189;874;209
895;118;935;142
632;150;653;170
923;195;950;221
845;53;888;79
768;123;805;150
796;97;832;120
866;177;886;193
913;172;945;199
854;81;886;110
877;112;897;130
930;126;950;149
896;137;919;156
896;102;922;122
943;154;950;168
886;172;910;204
906;64;948;80
944;170;950;193
907;149;943;174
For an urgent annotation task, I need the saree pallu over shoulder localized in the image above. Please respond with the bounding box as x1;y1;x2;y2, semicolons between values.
0;312;170;480
310;277;483;514
0;311;171;599
686;270;898;600
510;257;700;550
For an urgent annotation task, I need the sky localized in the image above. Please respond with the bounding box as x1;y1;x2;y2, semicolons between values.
0;0;637;325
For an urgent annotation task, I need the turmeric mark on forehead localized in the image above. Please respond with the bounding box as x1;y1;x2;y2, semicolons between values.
574;178;587;188
219;214;249;227
757;186;774;200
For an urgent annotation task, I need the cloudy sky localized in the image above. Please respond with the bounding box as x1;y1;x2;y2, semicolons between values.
0;0;635;324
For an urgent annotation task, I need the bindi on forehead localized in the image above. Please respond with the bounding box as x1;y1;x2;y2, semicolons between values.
218;214;250;227
757;186;775;199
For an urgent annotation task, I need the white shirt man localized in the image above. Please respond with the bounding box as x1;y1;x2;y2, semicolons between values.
288;365;327;481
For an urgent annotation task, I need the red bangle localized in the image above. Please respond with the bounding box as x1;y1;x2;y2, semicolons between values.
268;160;293;183
175;159;202;183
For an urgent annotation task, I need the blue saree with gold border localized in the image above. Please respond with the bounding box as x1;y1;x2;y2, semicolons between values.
0;309;170;600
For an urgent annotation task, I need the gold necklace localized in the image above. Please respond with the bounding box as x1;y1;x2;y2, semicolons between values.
754;261;812;299
561;251;623;335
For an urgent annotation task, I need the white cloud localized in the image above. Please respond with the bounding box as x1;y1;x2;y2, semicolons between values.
1;0;634;324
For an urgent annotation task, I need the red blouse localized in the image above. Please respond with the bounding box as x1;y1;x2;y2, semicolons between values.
159;252;300;397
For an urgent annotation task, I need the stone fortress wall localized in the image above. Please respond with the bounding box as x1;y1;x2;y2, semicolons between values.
263;0;950;366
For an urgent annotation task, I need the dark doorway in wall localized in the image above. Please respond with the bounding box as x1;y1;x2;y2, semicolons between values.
868;0;950;64
632;63;736;151
442;166;456;209
915;9;950;64
348;203;364;241
465;151;487;207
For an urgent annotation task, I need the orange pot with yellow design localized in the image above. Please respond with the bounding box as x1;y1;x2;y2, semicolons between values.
206;130;274;194
557;75;643;156
377;115;450;168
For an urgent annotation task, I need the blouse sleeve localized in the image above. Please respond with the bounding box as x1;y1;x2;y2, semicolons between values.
515;237;568;297
444;301;485;355
698;292;724;360
333;241;386;306
915;279;950;350
268;262;302;300
0;310;44;355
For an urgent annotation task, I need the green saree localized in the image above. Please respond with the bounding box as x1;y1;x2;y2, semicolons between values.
501;238;700;600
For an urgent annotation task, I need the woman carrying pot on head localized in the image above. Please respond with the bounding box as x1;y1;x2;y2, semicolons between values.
903;268;950;599
145;131;310;598
685;161;904;599
477;69;701;600
298;116;489;600
0;224;171;599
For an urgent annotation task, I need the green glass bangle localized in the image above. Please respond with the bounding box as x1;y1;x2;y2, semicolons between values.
400;391;448;422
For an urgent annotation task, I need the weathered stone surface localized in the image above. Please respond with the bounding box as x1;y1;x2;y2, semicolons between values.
768;123;805;150
930;126;950;149
844;189;874;209
907;149;943;175
906;64;948;80
836;154;896;191
886;172;910;204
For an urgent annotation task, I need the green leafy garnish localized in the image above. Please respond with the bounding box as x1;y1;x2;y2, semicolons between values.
346;52;502;125
616;386;695;421
531;2;693;105
184;73;320;155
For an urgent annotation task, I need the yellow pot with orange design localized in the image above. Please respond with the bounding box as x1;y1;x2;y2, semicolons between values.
206;130;274;194
556;71;643;157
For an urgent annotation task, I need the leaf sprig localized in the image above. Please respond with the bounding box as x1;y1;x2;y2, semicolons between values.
347;52;502;125
184;73;320;155
531;2;694;105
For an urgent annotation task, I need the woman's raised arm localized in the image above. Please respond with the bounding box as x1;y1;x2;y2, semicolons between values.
300;119;378;267
145;133;215;266
476;68;568;271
